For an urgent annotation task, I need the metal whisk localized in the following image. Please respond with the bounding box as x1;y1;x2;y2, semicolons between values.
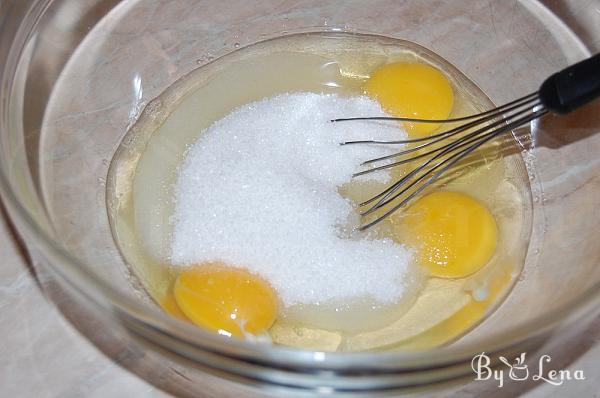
334;53;600;230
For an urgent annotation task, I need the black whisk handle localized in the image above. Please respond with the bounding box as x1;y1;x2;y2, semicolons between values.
539;53;600;114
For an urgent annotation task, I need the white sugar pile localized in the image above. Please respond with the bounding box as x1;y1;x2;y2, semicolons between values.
171;92;414;307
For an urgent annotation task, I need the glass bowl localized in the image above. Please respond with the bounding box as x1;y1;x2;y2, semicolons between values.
0;0;598;396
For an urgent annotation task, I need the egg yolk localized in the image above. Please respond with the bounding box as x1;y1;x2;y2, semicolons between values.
400;191;498;278
162;293;190;322
174;263;278;338
364;62;454;136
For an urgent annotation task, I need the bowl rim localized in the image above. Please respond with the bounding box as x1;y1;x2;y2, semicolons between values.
0;0;599;381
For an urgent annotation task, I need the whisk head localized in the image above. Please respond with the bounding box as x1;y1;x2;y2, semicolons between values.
334;91;548;230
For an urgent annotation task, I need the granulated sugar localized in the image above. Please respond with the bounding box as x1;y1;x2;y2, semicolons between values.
171;92;414;307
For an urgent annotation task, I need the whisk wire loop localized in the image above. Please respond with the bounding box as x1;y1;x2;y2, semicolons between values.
354;101;542;176
356;107;548;230
336;92;539;145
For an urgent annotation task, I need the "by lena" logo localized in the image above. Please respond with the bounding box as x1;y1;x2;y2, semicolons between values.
471;352;586;388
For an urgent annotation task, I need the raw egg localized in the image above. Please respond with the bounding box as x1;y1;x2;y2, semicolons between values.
364;62;454;136
393;266;513;350
399;191;498;278
174;263;278;338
